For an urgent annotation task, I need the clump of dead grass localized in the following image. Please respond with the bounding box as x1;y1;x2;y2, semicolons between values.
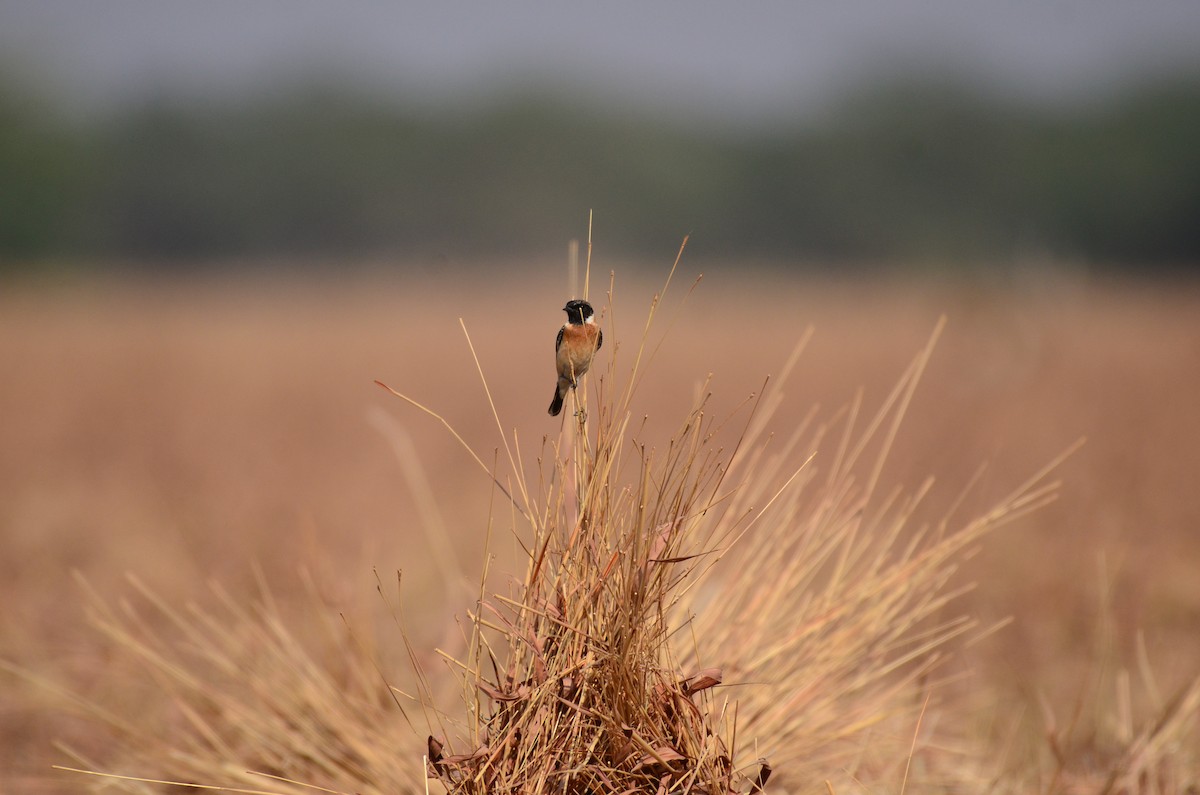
379;250;1066;795
379;251;763;795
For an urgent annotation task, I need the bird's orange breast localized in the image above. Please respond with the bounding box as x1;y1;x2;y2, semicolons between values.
556;323;600;378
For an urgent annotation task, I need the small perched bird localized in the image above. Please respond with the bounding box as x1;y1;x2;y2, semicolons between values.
548;299;603;416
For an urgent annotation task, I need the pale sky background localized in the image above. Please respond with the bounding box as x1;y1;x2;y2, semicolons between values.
2;1;1199;124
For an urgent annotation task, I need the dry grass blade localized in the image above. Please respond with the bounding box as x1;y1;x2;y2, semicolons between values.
374;379;531;523
52;766;296;794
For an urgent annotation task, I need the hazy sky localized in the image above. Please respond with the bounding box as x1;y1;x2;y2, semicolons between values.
3;1;1199;121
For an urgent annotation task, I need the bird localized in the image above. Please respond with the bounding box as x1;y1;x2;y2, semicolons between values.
548;299;603;416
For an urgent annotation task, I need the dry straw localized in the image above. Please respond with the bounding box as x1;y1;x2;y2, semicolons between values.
374;240;1063;795
31;242;1196;794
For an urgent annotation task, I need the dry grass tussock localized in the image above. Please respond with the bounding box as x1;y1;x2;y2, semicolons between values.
23;258;1200;794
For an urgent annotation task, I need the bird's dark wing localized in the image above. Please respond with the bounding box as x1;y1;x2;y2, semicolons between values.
596;328;603;352
555;326;564;352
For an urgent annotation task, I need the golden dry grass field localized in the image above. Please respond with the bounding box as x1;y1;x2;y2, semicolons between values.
2;263;1198;792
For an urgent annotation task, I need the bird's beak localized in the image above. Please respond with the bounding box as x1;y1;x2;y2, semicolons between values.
562;304;571;311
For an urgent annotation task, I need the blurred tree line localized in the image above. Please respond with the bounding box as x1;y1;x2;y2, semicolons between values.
1;72;1197;272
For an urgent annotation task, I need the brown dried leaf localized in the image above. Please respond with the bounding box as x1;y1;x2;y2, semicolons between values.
477;681;521;702
634;746;687;771
750;759;772;794
681;667;723;695
648;553;704;564
426;735;444;763
443;746;488;766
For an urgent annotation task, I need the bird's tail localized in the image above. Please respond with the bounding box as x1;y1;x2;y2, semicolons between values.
548;382;565;416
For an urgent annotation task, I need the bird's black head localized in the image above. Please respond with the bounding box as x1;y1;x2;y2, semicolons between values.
562;299;594;324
